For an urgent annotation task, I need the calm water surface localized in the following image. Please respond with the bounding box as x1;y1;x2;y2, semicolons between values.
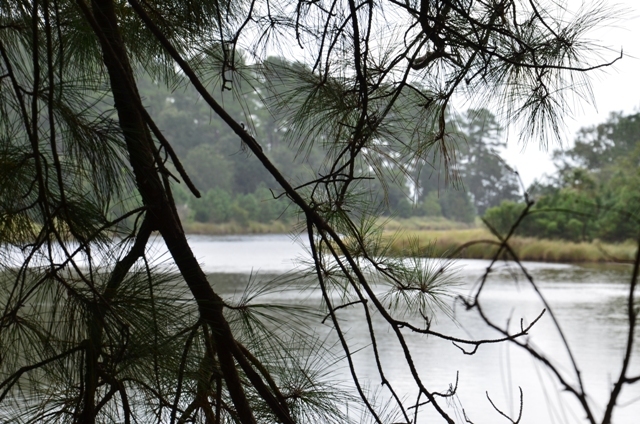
11;234;637;422
171;235;640;423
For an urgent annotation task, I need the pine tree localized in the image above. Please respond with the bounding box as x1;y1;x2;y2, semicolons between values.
0;0;625;422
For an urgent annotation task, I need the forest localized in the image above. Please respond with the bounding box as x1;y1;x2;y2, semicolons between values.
485;112;640;243
138;69;520;227
157;68;640;246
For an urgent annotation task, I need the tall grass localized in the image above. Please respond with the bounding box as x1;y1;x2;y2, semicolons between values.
180;216;470;236
381;216;476;232
182;220;294;235
181;216;637;264
384;228;638;263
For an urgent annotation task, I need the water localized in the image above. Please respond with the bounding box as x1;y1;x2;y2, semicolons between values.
177;234;640;423
185;234;310;273
5;234;638;422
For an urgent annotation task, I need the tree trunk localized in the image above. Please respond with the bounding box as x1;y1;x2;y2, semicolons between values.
85;1;257;422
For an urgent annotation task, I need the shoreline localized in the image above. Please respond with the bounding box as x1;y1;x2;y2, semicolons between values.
381;228;637;264
181;219;637;264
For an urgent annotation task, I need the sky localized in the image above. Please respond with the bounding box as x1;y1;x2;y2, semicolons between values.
271;0;640;188
501;0;640;187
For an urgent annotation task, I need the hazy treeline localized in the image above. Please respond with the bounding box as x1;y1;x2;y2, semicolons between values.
139;59;520;226
485;112;640;242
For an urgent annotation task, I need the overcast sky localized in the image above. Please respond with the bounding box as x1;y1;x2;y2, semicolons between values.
501;0;640;187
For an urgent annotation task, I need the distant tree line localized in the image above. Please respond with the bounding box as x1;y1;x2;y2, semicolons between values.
484;112;640;243
139;65;520;225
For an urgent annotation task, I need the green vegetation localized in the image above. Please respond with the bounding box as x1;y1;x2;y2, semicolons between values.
381;216;476;232
162;77;640;262
382;228;638;263
140;72;520;228
176;209;640;263
182;219;294;235
484;112;640;244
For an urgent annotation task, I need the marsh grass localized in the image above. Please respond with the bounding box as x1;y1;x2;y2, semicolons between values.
182;220;294;235
384;229;638;263
181;217;637;264
381;216;476;232
180;217;468;235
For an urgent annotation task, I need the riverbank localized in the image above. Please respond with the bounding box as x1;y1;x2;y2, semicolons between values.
182;218;637;263
182;216;474;235
182;220;295;235
382;228;638;263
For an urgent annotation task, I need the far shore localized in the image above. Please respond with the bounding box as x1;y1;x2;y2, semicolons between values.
182;218;638;264
382;228;637;264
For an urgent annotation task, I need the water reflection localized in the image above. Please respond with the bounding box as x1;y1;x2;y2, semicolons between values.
6;234;637;422
193;236;639;423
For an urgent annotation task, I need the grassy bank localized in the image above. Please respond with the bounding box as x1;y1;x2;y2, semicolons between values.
180;217;637;263
380;216;476;231
182;220;295;235
180;216;471;235
383;227;638;263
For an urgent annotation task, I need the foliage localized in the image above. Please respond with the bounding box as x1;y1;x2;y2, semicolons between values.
557;112;640;171
415;108;520;221
484;111;640;243
186;185;294;224
138;72;519;225
382;228;638;263
453;109;521;215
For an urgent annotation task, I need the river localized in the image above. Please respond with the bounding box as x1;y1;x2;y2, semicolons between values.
7;234;637;422
168;234;639;424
